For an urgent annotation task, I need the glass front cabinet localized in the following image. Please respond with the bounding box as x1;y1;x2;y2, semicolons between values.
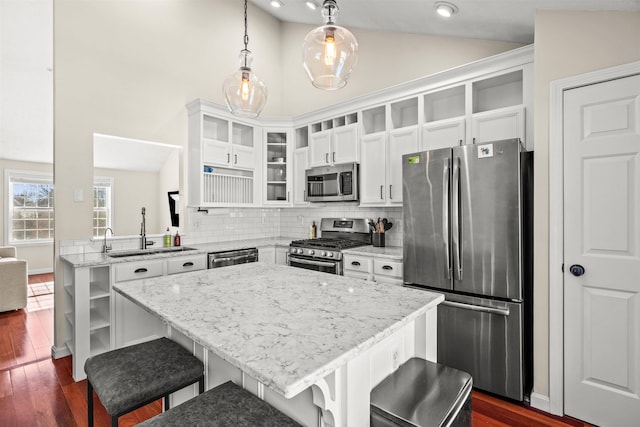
263;128;292;204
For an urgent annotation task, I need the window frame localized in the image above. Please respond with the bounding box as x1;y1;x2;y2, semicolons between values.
4;169;114;245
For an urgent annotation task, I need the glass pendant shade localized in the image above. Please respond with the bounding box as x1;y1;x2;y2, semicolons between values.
302;0;358;90
223;50;267;118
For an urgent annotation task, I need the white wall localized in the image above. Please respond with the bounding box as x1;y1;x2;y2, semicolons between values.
279;23;523;116
532;10;640;400
0;0;53;163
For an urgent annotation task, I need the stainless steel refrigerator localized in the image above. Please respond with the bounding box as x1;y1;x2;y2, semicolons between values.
402;138;533;401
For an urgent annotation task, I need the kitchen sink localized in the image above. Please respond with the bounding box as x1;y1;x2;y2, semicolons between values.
107;246;197;258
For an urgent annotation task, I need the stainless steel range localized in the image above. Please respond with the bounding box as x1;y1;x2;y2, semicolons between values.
287;218;371;275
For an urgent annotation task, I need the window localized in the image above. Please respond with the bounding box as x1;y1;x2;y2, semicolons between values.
93;177;113;238
8;172;55;243
5;170;113;244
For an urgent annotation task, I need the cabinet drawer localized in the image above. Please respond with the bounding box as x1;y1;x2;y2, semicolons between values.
344;270;371;282
167;256;206;275
344;255;372;273
373;259;403;279
114;260;164;282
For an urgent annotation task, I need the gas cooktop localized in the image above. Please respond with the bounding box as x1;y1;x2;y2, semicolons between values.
290;237;368;250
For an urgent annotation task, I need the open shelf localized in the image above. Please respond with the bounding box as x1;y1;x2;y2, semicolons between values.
90;329;110;356
232;122;254;147
295;126;309;149
203;115;228;142
391;98;419;129
472;70;523;113
363;105;386;134
424;85;466;123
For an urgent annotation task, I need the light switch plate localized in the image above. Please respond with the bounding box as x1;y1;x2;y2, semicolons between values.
73;188;84;202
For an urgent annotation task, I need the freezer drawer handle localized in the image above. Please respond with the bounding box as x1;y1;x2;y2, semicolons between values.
441;300;509;316
134;268;148;273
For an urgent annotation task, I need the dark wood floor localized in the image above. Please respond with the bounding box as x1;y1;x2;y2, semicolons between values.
0;273;592;426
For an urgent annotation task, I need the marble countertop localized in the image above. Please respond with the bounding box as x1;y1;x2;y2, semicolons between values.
113;262;442;399
60;238;294;268
342;245;403;259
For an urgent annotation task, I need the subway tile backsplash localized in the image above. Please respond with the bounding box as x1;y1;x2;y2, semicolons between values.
186;205;404;247
60;206;404;254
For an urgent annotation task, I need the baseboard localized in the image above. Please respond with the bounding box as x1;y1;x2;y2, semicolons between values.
29;268;54;276
51;344;71;359
530;392;551;413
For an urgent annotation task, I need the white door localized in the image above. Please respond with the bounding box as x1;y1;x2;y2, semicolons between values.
309;130;332;167
360;133;387;205
333;124;359;164
421;117;465;151
387;126;419;204
563;74;640;427
471;105;524;144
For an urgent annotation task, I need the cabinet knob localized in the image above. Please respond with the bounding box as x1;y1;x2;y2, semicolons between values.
380;185;384;200
325;153;329;163
332;152;336;162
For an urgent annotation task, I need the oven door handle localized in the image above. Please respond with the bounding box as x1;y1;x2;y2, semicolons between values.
289;257;337;268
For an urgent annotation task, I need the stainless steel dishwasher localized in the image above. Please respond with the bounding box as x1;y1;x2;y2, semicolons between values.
207;248;258;268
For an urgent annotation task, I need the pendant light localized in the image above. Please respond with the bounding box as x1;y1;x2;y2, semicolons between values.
302;0;358;90
222;0;267;118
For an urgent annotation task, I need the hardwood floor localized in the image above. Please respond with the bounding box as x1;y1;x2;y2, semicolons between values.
0;274;591;426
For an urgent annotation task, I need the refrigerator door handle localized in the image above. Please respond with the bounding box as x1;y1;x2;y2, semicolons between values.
441;300;510;317
443;160;451;280
452;156;463;281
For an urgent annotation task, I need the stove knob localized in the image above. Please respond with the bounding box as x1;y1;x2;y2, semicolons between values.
297;248;304;255
328;252;334;258
290;248;296;254
320;251;326;257
308;250;315;255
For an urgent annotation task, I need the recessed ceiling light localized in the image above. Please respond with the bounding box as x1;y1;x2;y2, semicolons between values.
270;0;284;8
306;0;320;10
435;1;458;18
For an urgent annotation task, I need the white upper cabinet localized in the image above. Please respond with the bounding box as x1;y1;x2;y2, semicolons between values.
293;126;310;206
187;99;258;207
308;113;359;168
360;99;419;206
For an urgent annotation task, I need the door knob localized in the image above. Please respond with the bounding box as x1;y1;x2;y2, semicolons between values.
569;264;585;277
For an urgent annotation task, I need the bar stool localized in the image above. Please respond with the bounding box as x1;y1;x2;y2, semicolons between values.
84;337;204;427
137;380;300;426
370;358;472;427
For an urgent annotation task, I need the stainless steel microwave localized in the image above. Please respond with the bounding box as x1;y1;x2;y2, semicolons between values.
305;163;359;202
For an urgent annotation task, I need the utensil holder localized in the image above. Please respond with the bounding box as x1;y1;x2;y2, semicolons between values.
372;233;385;247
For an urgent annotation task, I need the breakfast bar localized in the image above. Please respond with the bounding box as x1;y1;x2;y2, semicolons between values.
112;262;443;426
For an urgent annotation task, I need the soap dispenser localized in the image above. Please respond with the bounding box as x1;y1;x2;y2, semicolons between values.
164;228;172;247
174;230;181;247
309;221;317;239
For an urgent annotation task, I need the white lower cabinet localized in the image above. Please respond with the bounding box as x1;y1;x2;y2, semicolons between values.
343;252;403;285
64;253;207;381
258;246;289;265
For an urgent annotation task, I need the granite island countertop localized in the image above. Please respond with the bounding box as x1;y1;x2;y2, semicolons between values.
113;262;443;399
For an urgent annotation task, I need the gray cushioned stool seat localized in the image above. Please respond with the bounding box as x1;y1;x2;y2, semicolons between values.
137;380;301;426
84;337;204;426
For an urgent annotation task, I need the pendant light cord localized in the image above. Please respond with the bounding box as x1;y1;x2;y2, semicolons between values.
243;0;249;68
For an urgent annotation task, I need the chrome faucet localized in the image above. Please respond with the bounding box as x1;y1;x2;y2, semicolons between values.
140;207;154;249
102;227;114;253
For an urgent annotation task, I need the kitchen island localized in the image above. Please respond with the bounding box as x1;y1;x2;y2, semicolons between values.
113;262;443;426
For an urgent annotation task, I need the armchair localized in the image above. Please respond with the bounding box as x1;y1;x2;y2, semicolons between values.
0;246;28;312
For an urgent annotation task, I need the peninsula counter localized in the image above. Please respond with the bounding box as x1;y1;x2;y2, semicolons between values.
113;262;443;426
